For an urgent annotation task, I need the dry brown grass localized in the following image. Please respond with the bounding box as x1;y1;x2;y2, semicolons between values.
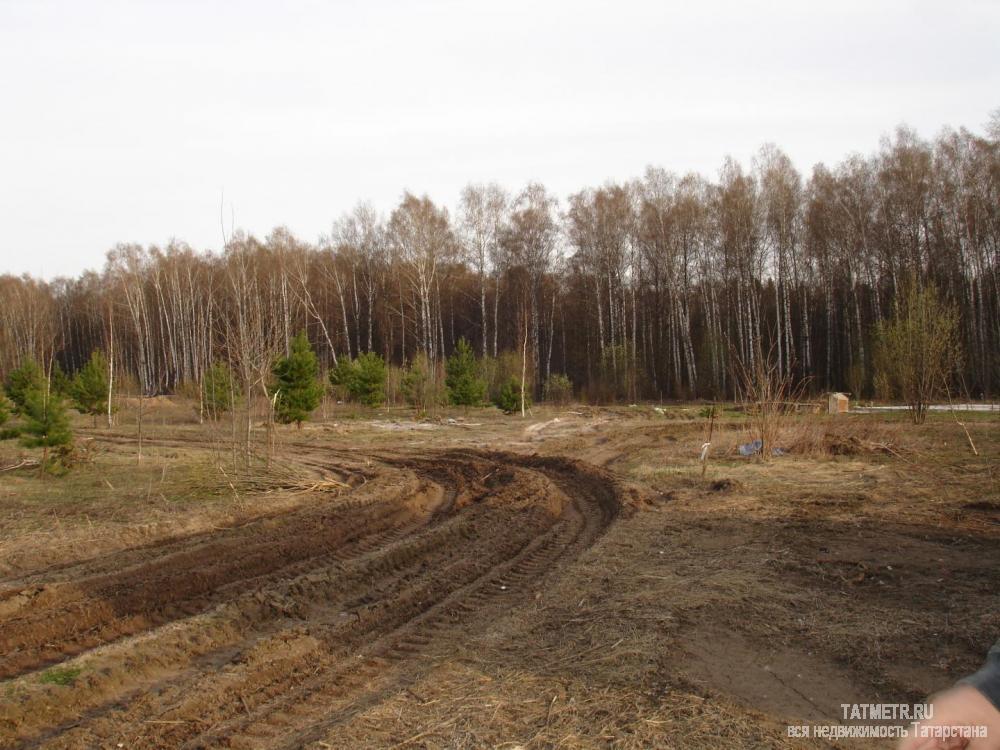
1;400;996;748
779;417;906;458
0;427;343;577
314;660;804;749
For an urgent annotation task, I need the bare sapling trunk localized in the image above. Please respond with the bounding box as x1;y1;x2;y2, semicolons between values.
137;387;143;463
521;314;528;417
107;304;114;428
263;382;278;468
229;368;238;473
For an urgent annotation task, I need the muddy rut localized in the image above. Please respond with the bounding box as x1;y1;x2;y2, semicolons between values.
0;448;621;749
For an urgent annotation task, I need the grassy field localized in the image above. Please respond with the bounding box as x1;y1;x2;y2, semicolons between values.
0;399;996;748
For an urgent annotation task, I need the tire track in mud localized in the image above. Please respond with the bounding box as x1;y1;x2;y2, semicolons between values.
0;470;438;679
0;447;621;750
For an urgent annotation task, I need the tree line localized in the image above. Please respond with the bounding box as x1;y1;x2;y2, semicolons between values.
1;121;998;403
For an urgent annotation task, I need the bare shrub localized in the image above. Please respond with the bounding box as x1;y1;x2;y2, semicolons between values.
873;277;960;424
543;373;573;405
480;351;531;404
400;353;445;414
385;365;405;407
731;343;808;461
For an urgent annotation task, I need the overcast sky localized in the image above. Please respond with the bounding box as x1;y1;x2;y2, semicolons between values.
1;0;998;279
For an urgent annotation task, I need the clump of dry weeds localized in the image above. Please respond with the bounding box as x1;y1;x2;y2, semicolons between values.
780;418;907;458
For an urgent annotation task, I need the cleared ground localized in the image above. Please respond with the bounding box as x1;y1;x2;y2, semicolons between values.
0;403;997;748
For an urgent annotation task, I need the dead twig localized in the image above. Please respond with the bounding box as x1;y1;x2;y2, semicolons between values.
387;718;457;749
944;382;979;457
0;459;40;473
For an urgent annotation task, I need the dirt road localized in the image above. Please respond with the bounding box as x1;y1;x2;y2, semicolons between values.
0;447;621;749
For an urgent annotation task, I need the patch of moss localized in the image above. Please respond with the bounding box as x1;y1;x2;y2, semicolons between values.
39;666;82;686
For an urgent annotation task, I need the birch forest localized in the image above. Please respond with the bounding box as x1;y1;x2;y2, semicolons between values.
3;123;998;401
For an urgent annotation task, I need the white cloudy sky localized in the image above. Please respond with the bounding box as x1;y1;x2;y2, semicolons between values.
1;0;998;278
